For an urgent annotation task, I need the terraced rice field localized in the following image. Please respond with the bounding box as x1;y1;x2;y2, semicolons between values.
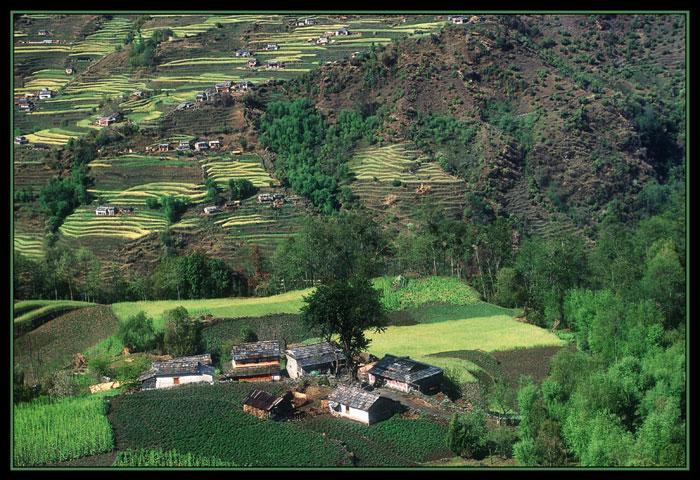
23;128;82;145
14;233;44;260
88;154;201;189
200;154;274;187
141;14;282;39
14;68;72;96
68;17;133;58
88;182;206;205
59;207;168;240
349;143;468;218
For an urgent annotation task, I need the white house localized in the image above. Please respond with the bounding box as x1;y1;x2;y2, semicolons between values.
285;342;345;379
95;205;116;216
138;354;215;390
327;385;396;425
194;141;209;151
38;89;54;100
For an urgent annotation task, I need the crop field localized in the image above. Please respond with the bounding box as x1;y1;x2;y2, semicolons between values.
113;449;235;467
200;154;274;187
68;17;133;58
14;233;44;260
141;14;282;39
373;276;482;310
59;207;169;240
89;182;206;205
13;300;96;335
108;381;450;467
88;154;201;189
13;306;120;384
13;396;114;467
366;310;565;384
13;68;72;96
23;128;82;145
111;288;312;330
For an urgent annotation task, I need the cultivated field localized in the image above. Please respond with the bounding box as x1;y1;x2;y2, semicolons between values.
200;154;274;187
60;208;169;240
13;300;96;335
14;233;44;260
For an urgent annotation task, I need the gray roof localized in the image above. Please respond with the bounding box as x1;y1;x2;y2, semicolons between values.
285;342;343;368
368;355;442;385
138;354;214;382
223;363;280;379
243;389;286;411
328;385;381;411
232;340;281;363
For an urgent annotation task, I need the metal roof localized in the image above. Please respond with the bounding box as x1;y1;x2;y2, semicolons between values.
328;385;382;411
285;342;344;368
367;354;442;385
243;389;286;411
232;340;281;363
137;354;214;382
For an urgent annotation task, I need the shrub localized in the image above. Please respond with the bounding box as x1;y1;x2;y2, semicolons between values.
446;409;489;459
117;312;157;353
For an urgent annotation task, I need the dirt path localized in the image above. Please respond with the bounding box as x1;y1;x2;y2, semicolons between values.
374;387;457;422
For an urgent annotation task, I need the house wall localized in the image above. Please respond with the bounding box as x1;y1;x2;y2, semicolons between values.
286;356;300;379
243;404;270;419
369;373;411;393
328;401;371;424
155;374;213;389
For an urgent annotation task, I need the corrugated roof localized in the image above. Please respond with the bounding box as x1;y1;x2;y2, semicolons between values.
328;385;381;411
285;342;344;368
243;389;284;411
137;354;214;382
368;354;442;385
232;340;281;363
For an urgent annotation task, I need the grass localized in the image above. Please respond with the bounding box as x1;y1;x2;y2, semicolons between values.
366;310;565;384
113;449;235;467
374;276;482;310
111;288;313;330
13;396;114;467
13;300;96;335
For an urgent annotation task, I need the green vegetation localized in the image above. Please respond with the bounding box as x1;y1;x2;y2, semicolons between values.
373;276;481;311
117;312;158;353
162;307;204;357
114;449;235;467
13;300;95;335
13;396;114;466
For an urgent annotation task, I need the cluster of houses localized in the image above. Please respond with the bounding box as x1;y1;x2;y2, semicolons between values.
94;205;134;216
191;79;254;107
447;15;482;24
202;200;241;216
137;339;444;425
257;192;285;208
15;88;56;112
311;27;350;46
144;138;222;153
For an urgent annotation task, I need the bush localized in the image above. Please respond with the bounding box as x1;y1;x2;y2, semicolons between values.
446;409;489;459
391;179;402;187
117;312;158;353
487;426;518;458
163;307;203;357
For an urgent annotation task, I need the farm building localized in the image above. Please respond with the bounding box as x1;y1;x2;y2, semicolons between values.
178;140;192;151
17;98;34;111
208;139;221;149
304;17;317;25
95;205;116;216
264;43;279;51
176;102;194;110
228;340;282;381
98;113;122;127
203;205;221;215
247;58;259;67
257;193;274;203
367;355;443;394
242;389;294;420
14;136;28;145
37;29;51;36
194;141;209;151
65;66;74;75
138;354;215;390
234;81;253;92
157;143;170;152
196;91;207;102
235;49;251;57
327;385;396;425
316;36;329;45
267;61;284;70
449;15;468;24
38;89;54;100
285;342;345;379
335;28;349;36
215;81;232;93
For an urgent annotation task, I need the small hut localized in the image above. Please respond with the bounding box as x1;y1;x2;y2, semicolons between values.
242;389;293;420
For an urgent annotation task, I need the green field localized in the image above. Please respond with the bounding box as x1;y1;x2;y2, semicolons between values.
14;300;96;335
373;276;482;310
14;234;44;260
13;396;114;466
200;154;275;187
111;288;313;330
60;207;169;240
113;449;235;467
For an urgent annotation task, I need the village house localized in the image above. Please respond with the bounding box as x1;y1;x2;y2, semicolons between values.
203;205;221;215
316;36;330;45
208;139;221;149
242;389;294;420
449;15;468;24
130;90;144;99
196;91;208;102
235;49;251;57
95;205;116;216
157;143;170;152
215;81;233;94
17;98;34;112
367;354;443;394
267;61;284;70
327;385;397;425
98;116;115;127
247;57;259;68
65;66;74;75
176;102;194;111
335;28;350;36
37;29;51;36
38;88;53;100
304;17;317;25
285;342;345;379
257;193;274;203
264;43;279;51
234;81;253;92
227;340;282;381
194;141;209;152
178;140;192;151
138;354;215;390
